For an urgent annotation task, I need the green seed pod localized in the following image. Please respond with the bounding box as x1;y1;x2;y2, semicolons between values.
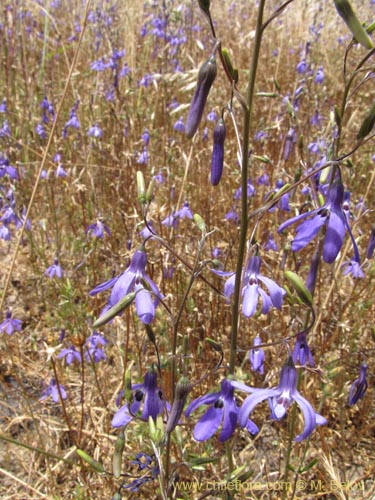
112;430;125;478
145;178;155;203
186;56;217;138
221;47;238;84
137;171;146;204
76;449;105;473
285;270;313;306
165;377;191;434
93;291;136;328
357;101;375;140
334;0;373;50
193;213;206;233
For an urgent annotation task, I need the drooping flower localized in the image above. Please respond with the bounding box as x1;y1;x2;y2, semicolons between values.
278;175;353;264
86;219;111;238
40;378;67;403
213;255;285;318
0;310;22;335
249;335;265;374
112;369;167;427
348;364;368;406
292;333;315;366
173;117;185;132
239;357;327;441
45;259;64;279
89;247;162;324
185;379;259;442
341;258;364;278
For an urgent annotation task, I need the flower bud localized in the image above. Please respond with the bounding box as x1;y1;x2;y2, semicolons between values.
334;0;373;50
186;56;217;139
198;0;210;17
137;171;146;204
93;291;136;328
221;47;238;84
285;270;313;306
165;376;191;434
210;118;226;185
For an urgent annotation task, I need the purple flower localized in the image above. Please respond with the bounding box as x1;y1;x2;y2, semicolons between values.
249;335;265;374
137;148;148;164
314;67;324;84
141;129;150;145
292;333;315;366
264;233;278;252
85;345;106;363
88;124;103;138
173;117;185;133
213;255;285;318
185;379;259;442
55;163;68;178
175;201;193;220
45;258;64;278
86;331;107;348
283;128;297;161
0;310;22;335
45;259;64;279
239;358;327;441
341;258;364;278
112;369;166;427
296;59;308;74
40;379;67;403
348;364;368;406
278;176;352;263
90;247;162;324
57;345;82;364
86;219;111;238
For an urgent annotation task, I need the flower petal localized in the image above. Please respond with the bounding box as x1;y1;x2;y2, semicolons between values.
323;209;346;263
293;391;320;441
258;275;285;309
242;283;259;317
185;392;220;417
193;405;222;441
220;399;238;442
291;213;326;252
239;388;278;427
135;286;155;324
112;404;133;427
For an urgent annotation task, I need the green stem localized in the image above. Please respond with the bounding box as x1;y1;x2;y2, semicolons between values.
229;0;266;374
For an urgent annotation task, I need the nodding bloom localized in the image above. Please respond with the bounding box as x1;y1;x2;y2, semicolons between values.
112;369;167;428
173;117;185;133
213;255;285;318
40;378;67;403
86;219;111;238
185;379;259;442
341;258;364;279
89;247;162;325
0;310;22;335
45;259;64;279
239;358;327;441
292;333;315;366
278;175;355;264
366;226;375;259
348;364;368;406
249;335;265;374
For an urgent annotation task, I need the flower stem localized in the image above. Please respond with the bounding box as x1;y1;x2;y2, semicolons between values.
229;0;266;374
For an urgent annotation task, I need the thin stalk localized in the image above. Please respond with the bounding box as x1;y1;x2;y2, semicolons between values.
229;0;266;374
